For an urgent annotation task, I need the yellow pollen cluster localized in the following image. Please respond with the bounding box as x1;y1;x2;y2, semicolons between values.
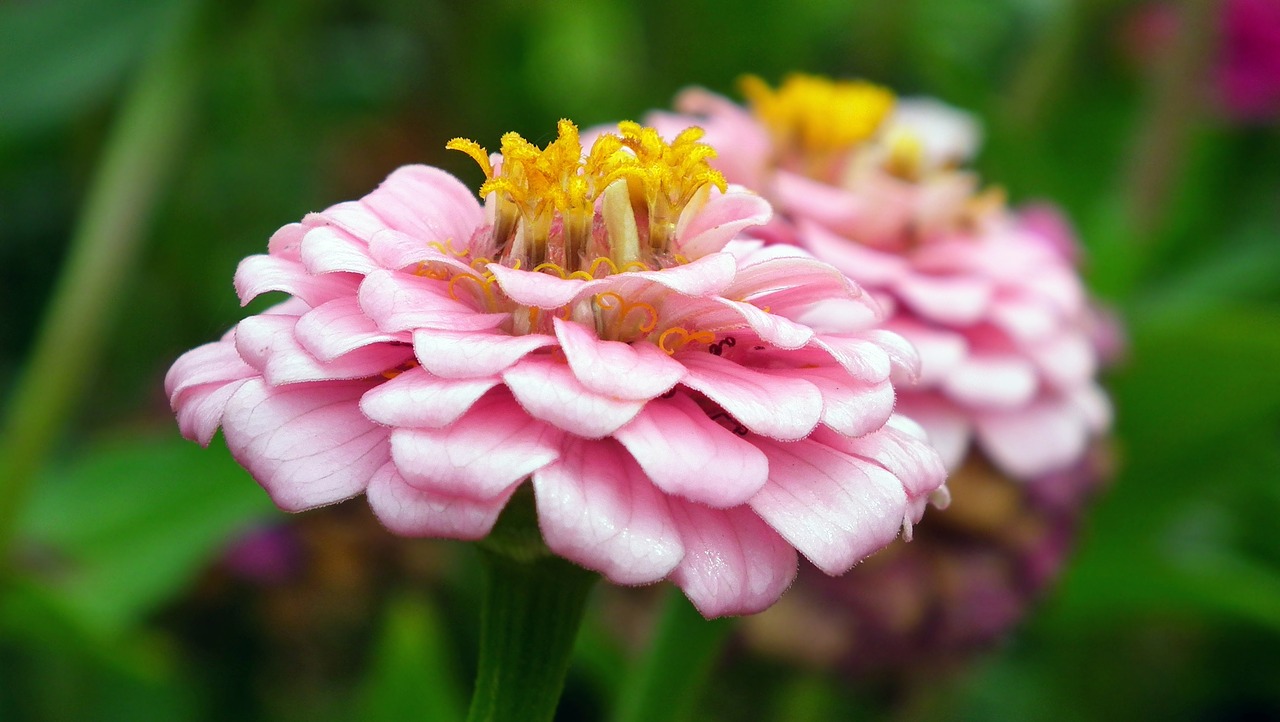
741;73;895;160
883;130;925;180
447;119;727;274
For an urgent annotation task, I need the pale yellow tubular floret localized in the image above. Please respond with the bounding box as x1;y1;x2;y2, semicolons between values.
603;178;641;267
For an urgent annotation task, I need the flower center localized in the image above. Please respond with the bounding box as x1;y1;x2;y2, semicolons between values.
741;73;896;175
447;119;727;276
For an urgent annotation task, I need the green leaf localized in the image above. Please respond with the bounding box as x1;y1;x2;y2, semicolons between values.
0;0;185;140
1112;306;1280;456
17;433;278;634
356;593;466;722
0;576;198;722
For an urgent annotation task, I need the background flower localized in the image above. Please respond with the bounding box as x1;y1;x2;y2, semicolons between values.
648;78;1111;481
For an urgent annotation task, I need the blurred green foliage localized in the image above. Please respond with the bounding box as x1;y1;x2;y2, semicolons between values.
1;0;1278;720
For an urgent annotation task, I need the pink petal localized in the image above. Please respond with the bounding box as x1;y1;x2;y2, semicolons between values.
294;295;407;362
234;255;360;307
1027;331;1097;388
367;229;479;272
674;189;772;258
678;352;822;441
797;219;908;287
1071;381;1113;432
748;437;908;575
775;172;891;240
305;200;387;240
554;317;686;400
894;273;994;325
357;270;507;333
894;394;972;471
175;378;254;446
941;354;1038;409
989;294;1057;343
601;252;740;298
708;298;814;349
812;336;893;384
486;264;588;308
365;461;514;539
361;165;485;245
222;379;390;511
975;398;1089;479
667;501;798;618
723;253;855;304
859;328;922;382
775;367;896;438
165;338;257;403
887;319;968;385
266;222;305;260
234;314;411;385
359;367;499;428
299;225;378;275
502;356;646;438
414;329;557;379
613;395;769;508
794;297;883;333
531;437;684;585
811;425;947;501
389;390;562;500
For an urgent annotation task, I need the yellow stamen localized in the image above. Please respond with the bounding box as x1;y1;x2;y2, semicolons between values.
657;327;716;354
884;130;925;180
447;272;495;302
595;292;659;335
380;359;420;380
413;262;452;280
741;73;895;158
427;238;468;257
445;138;494;180
449;119;728;272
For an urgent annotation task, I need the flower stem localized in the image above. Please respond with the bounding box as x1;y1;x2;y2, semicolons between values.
611;588;733;722
1122;0;1220;243
0;0;203;562
466;489;597;722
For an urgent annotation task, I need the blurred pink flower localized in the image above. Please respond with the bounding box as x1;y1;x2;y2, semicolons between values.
1122;0;1280;121
647;76;1111;480
743;447;1111;679
1217;0;1280;120
166;120;947;617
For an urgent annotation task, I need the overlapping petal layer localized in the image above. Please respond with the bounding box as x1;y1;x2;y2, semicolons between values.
168;129;946;617
649;87;1112;480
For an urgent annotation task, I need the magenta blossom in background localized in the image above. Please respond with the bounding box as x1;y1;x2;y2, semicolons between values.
1123;0;1280;121
1218;0;1280;120
166;120;947;618
646;76;1111;480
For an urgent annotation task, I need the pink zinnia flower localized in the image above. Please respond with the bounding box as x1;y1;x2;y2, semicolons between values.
1217;0;1280;120
646;76;1111;479
166;120;947;617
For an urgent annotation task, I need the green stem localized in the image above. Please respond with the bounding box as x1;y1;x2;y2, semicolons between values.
466;490;597;722
0;0;203;561
1122;0;1220;243
612;588;733;722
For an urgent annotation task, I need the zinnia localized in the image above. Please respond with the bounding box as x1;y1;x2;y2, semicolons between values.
646;77;1111;479
166;120;948;617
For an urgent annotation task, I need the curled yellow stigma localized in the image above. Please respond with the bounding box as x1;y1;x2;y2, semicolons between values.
741;73;895;159
447;119;727;274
